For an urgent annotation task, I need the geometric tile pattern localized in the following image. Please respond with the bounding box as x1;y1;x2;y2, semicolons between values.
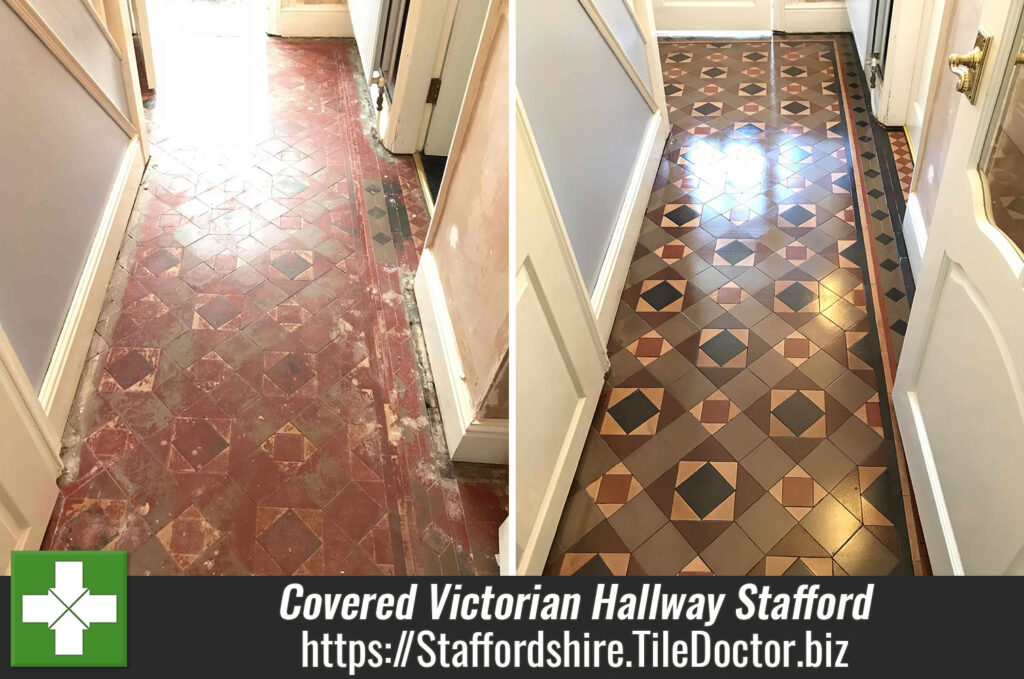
42;4;506;576
887;130;913;202
547;37;916;576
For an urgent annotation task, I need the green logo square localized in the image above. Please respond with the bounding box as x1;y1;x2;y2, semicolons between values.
10;551;127;667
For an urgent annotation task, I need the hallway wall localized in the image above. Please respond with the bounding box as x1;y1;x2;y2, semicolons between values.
0;2;131;389
517;0;652;293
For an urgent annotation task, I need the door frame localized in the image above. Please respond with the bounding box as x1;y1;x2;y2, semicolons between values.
376;0;454;153
515;0;669;575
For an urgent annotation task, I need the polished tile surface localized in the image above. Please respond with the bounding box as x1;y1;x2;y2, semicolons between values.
888;130;913;202
43;0;506;575
547;37;918;576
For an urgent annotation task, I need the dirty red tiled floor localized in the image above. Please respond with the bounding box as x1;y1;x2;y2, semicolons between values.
43;0;506;575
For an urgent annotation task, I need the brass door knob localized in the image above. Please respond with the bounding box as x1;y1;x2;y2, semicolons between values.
949;29;992;104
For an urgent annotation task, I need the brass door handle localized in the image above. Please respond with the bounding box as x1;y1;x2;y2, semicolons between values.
949;29;992;104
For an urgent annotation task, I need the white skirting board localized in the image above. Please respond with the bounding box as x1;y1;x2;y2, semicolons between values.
269;3;354;38
414;250;509;464
904;192;928;280
590;112;669;343
38;136;145;434
782;1;851;33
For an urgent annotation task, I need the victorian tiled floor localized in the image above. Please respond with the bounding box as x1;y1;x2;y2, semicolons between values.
546;36;923;576
41;0;506;575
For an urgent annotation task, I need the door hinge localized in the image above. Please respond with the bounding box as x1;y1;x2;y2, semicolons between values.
426;78;442;105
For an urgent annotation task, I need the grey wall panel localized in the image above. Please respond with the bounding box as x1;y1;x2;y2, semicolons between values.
0;4;130;389
591;0;650;90
517;0;652;292
30;0;129;114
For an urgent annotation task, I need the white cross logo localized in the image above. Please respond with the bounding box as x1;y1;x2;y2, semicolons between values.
21;561;118;655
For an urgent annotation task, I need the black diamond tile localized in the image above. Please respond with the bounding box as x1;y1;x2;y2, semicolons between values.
267;353;315;394
197;294;241;329
876;233;894;244
783;559;815;576
573;555;614;576
272;251;312;279
849;334;879;367
863;472;897;524
607;390;660;434
871;207;888;218
741;83;765;95
274;176;309;197
782;147;811;163
771;391;824;436
735;123;762;137
783;101;809;114
695;102;721;116
700;331;747;366
676;463;734;519
704;67;726;77
781;204;814;225
143;249;180;274
840;241;865;268
717;240;754;265
880;259;899;272
641;281;683;310
777;282;816;312
890;319;908;335
109;351;157;389
373;232;392;244
885;288;906;302
664;204;700;226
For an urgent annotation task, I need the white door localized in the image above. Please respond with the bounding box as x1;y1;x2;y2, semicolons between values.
515;101;609;575
893;0;1024;575
423;0;490;156
652;0;772;32
349;0;388;81
0;327;61;572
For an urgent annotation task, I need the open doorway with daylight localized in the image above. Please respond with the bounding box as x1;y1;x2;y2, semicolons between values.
0;0;507;576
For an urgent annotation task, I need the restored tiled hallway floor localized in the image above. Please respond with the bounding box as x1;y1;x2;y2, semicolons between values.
546;37;920;576
42;0;506;575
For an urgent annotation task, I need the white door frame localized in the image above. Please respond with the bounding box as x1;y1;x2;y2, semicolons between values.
377;0;454;153
516;0;669;575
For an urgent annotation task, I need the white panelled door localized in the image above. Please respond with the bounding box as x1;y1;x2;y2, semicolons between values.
515;101;609;575
652;0;772;32
0;327;61;573
893;0;1024;574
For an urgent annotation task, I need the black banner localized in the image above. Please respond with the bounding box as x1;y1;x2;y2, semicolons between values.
3;577;1015;675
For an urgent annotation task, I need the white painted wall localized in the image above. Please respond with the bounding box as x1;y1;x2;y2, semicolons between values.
516;0;652;292
846;0;873;60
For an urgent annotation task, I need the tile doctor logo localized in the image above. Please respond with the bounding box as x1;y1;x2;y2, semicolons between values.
10;551;127;667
